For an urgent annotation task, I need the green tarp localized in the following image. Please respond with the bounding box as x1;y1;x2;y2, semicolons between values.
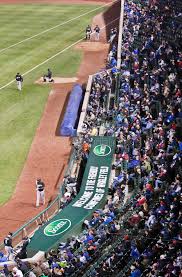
27;136;115;257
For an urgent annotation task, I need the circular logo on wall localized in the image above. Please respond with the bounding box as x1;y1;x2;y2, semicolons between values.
93;144;111;157
44;219;71;237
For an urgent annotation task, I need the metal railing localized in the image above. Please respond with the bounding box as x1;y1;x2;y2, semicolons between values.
0;196;60;253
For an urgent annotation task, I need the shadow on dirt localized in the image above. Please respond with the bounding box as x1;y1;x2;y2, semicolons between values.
103;0;121;42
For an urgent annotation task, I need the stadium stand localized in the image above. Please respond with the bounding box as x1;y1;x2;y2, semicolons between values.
0;0;182;276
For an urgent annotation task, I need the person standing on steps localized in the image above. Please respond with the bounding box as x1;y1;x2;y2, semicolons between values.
36;178;45;207
94;25;101;41
85;24;92;40
15;73;23;91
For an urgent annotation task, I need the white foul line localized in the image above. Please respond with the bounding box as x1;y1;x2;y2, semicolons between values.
0;0;118;54
0;16;119;92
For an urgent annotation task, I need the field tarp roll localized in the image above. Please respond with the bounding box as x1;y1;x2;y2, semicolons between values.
60;84;83;136
27;137;115;257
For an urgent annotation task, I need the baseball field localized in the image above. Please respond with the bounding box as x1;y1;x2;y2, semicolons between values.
0;1;108;205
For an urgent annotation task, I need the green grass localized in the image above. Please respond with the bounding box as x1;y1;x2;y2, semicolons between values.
0;3;106;205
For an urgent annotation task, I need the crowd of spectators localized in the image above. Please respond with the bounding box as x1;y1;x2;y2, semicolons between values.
81;70;113;136
1;0;182;276
40;0;182;276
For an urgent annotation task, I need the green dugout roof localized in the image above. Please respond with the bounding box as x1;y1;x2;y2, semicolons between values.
27;136;115;257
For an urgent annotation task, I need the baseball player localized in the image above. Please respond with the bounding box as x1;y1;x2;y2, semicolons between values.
36;178;45;207
47;68;54;82
43;68;54;83
94;25;101;41
15;73;23;91
4;232;13;260
85;25;92;40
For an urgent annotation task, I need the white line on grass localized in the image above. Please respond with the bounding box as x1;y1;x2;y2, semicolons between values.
0;16;119;92
0;0;119;54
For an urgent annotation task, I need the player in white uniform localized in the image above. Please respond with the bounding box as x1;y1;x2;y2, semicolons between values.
36;178;45;207
4;232;13;260
15;73;23;91
94;25;100;40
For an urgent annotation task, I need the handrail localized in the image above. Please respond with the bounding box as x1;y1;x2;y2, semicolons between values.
0;195;60;250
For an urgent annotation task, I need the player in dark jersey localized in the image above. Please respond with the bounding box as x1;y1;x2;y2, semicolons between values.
36;178;45;207
94;25;101;40
4;232;13;260
86;25;92;40
15;73;23;91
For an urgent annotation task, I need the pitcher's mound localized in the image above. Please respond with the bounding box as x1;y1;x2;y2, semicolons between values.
35;77;78;84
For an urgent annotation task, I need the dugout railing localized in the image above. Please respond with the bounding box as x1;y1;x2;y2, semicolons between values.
0;195;60;252
0;201;62;253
